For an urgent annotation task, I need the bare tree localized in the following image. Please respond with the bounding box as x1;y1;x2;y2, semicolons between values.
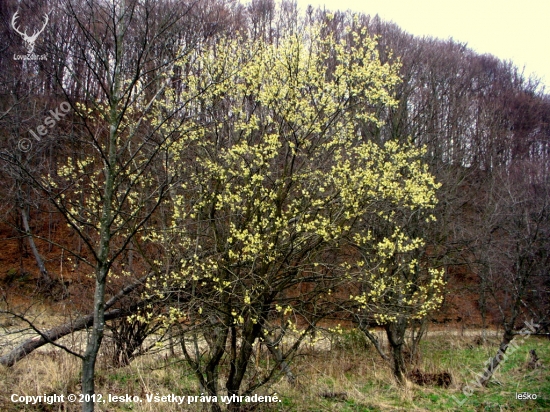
1;0;206;410
473;165;549;385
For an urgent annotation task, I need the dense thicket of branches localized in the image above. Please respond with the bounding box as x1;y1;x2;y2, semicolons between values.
1;1;549;410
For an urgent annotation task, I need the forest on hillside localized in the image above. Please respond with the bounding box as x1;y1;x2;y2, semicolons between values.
0;1;549;411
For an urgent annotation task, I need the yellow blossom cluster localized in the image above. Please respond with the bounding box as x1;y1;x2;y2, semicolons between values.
136;22;443;335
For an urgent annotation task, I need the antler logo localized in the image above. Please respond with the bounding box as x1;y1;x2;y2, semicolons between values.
11;11;49;55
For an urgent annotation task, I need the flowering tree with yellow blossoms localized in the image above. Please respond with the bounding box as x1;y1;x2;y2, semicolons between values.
140;22;442;408
347;177;445;383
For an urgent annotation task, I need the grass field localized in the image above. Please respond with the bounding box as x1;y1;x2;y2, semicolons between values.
0;328;548;411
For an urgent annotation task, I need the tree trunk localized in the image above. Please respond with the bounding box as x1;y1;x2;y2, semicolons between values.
355;316;390;362
264;336;296;385
391;341;406;384
226;319;262;412
408;318;427;365
20;207;51;284
81;269;108;412
81;64;119;409
479;329;514;386
385;317;408;384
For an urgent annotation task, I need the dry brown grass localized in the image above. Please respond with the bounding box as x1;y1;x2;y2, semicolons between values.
0;329;548;411
0;349;81;411
0;334;397;412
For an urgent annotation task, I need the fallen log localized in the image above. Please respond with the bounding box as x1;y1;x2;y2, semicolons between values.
0;274;149;367
0;308;128;367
